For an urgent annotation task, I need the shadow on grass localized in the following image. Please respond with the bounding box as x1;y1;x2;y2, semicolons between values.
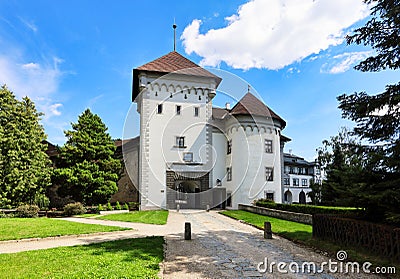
86;236;164;264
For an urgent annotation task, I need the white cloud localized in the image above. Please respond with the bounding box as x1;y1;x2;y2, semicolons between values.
18;16;38;33
181;0;370;70
0;55;63;99
48;103;63;116
321;51;372;74
0;54;65;118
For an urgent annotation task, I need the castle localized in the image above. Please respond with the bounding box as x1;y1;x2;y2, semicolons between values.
128;51;317;210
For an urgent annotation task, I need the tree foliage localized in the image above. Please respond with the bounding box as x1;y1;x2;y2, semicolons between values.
53;109;121;205
0;85;51;207
325;0;400;222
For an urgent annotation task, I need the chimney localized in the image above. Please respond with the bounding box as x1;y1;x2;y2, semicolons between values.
289;149;293;156
225;102;231;110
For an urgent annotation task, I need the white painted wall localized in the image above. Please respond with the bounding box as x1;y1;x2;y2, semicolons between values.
136;72;216;210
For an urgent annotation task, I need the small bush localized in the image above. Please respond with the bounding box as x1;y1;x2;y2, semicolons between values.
115;201;122;210
128;202;139;211
254;199;362;216
63;202;86;216
98;204;104;211
122;203;129;210
16;204;40;218
106;202;113;211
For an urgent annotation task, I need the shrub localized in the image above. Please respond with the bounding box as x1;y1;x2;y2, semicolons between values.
122;203;129;210
34;194;50;210
254;199;362;216
63;202;86;216
128;202;139;211
106;202;113;211
98;204;104;211
16;204;40;218
115;201;122;210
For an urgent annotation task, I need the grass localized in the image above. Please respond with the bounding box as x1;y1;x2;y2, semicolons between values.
73;213;100;218
0;218;129;241
220;210;312;242
221;210;400;272
0;237;164;278
97;210;169;225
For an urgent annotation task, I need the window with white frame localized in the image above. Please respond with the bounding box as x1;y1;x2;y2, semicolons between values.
194;107;199;117
265;167;273;181
265;139;273;153
284;178;290;185
293;178;299;186
176;105;181;115
302;179;308;186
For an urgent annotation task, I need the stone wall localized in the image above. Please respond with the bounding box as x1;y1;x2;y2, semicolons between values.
238;204;312;225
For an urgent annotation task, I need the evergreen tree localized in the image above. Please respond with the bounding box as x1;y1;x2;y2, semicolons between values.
0;85;51;206
337;0;400;221
54;109;121;205
316;128;367;207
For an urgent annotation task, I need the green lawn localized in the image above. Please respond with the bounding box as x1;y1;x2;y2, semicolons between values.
0;218;129;241
221;210;312;242
97;210;169;225
0;237;164;279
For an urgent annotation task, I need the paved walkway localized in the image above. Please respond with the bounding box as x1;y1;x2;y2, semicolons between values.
0;211;381;278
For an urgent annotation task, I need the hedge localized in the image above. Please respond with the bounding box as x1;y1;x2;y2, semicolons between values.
254;200;362;216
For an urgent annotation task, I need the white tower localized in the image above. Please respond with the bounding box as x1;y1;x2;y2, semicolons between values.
132;51;221;210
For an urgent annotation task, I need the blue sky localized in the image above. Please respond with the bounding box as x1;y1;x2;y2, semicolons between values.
0;0;398;161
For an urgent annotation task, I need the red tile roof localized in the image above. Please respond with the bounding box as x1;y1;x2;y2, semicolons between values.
230;92;286;128
132;51;221;101
136;51;221;80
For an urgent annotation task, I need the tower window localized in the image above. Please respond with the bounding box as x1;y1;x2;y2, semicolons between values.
176;105;181;115
265;167;273;181
194;107;199;117
157;104;163;114
183;152;193;162
176;136;185;148
227;167;232;181
265;139;273;153
227;139;232;154
265;192;274;201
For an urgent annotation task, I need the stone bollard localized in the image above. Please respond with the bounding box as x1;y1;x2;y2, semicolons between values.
176;204;180;212
184;222;191;240
264;221;272;239
206;204;210;212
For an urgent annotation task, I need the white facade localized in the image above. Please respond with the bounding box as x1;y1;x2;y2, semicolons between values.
282;153;321;204
132;51;289;210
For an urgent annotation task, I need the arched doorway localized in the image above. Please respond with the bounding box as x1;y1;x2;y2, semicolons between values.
284;190;292;204
299;190;306;204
